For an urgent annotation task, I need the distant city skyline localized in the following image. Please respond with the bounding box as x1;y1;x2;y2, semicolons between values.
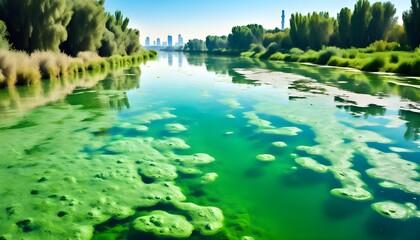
104;0;410;44
145;34;184;47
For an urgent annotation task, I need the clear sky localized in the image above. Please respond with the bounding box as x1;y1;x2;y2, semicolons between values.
104;0;410;45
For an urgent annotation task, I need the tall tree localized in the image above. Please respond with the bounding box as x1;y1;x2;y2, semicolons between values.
228;26;254;50
0;0;72;52
206;35;228;51
368;2;396;43
61;0;106;56
350;0;372;47
338;7;352;48
308;12;334;50
403;0;420;48
290;13;310;49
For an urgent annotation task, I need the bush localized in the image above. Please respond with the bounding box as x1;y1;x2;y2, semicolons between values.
396;60;412;74
362;56;386;72
411;59;420;76
365;41;400;53
250;43;265;53
327;56;349;67
260;42;280;59
269;52;286;60
389;54;399;63
298;50;318;62
317;47;341;64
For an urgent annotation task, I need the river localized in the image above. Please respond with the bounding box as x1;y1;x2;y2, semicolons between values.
0;52;419;240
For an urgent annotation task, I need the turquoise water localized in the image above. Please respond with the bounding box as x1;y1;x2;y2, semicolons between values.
0;52;419;240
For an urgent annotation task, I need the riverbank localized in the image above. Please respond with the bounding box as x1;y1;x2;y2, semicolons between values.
0;49;157;88
183;45;420;77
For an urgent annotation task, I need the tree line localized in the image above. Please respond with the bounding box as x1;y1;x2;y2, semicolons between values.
184;0;419;52
0;0;141;57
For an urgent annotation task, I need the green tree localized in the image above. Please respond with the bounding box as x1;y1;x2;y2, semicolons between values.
386;24;407;47
350;0;372;47
403;0;420;48
228;24;264;51
61;0;106;56
184;39;206;51
368;2;396;43
308;12;334;50
0;0;72;52
124;29;141;55
290;13;309;49
206;35;228;51
338;7;352;48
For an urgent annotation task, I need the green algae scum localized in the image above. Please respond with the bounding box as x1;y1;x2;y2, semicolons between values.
0;52;419;240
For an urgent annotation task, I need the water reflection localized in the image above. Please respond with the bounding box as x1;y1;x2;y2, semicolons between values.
157;51;186;67
0;67;142;127
181;53;420;141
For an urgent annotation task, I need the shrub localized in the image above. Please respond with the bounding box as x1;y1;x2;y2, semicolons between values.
362;57;385;72
298;50;318;63
317;47;341;65
260;42;280;59
250;43;265;53
411;59;420;76
327;56;349;67
269;52;286;60
365;41;400;53
395;60;412;74
389;54;399;63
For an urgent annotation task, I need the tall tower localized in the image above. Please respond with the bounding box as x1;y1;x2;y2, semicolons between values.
145;37;150;46
281;10;285;31
168;35;173;47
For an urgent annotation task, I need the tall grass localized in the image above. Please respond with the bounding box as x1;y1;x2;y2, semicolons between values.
0;49;156;88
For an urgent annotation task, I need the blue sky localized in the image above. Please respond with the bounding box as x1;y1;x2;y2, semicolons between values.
104;0;410;45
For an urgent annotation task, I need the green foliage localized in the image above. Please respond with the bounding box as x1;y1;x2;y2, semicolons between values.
290;12;334;50
61;0;107;56
386;24;407;47
350;0;372;47
362;56;386;71
338;8;352;48
250;43;265;53
308;12;334;50
317;47;341;64
228;24;264;51
367;2;396;43
0;0;72;52
390;53;399;63
206;35;228;51
184;39;206;51
364;40;400;52
403;0;420;48
290;13;309;49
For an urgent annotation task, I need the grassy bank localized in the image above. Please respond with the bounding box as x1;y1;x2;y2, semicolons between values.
245;42;420;76
184;41;420;77
0;49;157;88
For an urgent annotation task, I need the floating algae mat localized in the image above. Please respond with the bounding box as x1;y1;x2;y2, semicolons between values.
0;52;419;240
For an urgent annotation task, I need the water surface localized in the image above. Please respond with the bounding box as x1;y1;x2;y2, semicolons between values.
0;52;419;240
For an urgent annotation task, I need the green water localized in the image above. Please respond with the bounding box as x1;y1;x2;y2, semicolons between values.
0;52;419;240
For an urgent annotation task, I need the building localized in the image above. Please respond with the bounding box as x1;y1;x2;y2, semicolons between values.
145;37;150;46
163;41;167;47
157;38;161;46
153;40;156;46
168;35;173;47
177;34;184;47
281;10;285;31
